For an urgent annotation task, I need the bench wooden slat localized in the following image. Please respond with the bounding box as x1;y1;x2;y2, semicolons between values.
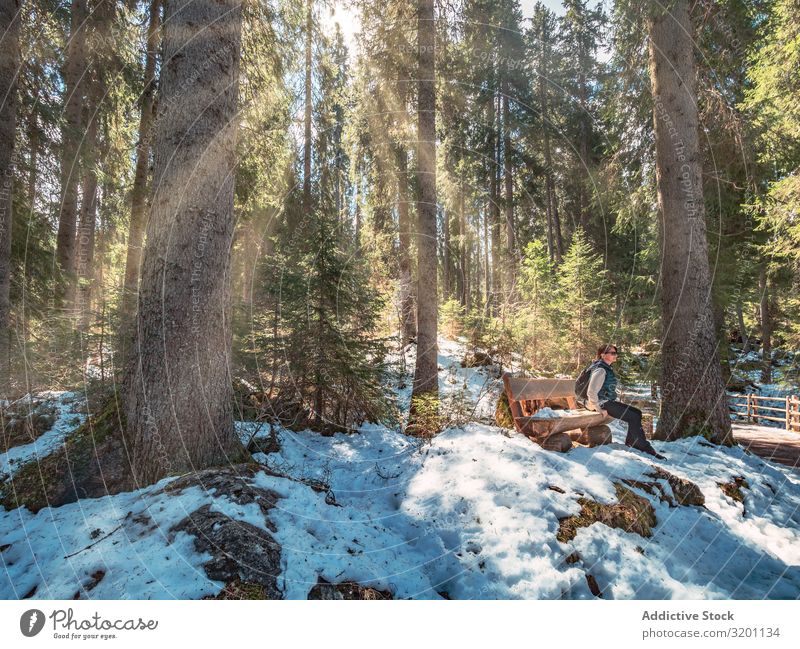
502;375;577;401
516;411;610;436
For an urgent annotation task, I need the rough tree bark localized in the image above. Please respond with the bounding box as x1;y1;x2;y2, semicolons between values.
458;185;468;309
648;0;733;445
577;25;590;231
396;147;415;343
490;94;501;312
412;0;438;402
302;0;312;221
124;0;246;486
0;0;20;337
55;0;88;278
122;0;161;324
759;262;771;383
74;82;98;330
502;80;515;278
735;298;749;353
443;207;451;298
482;201;489;313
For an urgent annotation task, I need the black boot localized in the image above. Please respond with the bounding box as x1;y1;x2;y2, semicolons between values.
626;435;665;460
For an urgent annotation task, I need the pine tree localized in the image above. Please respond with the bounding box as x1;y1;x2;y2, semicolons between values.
257;28;393;432
555;227;609;368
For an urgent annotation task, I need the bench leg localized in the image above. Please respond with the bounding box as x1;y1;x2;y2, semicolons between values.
586;425;612;447
540;432;573;453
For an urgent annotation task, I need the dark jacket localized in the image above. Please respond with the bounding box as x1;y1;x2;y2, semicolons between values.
586;359;618;410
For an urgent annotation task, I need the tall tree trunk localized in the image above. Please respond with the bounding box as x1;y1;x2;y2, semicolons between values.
537;11;557;263
552;182;563;262
122;0;161;323
483;199;492;314
577;37;590;231
648;0;732;445
412;0;438;402
443;207;451;299
491;94;501;312
56;0;88;279
502;82;515;276
302;0;312;220
541;73;557;263
457;184;466;308
735;298;749;353
124;0;246;487
354;179;361;256
0;0;20;338
759;262;771;383
72;0;114;323
75;88;99;330
397;147;415;342
27;116;38;209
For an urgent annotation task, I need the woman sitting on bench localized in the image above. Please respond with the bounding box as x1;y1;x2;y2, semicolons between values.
587;344;665;460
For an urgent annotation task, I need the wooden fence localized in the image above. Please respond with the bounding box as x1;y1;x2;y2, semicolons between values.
729;393;800;432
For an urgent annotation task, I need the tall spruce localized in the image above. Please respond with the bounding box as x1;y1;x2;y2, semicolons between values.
122;0;162;324
0;0;20;338
647;0;733;444
412;0;439;406
55;0;88;280
124;0;246;486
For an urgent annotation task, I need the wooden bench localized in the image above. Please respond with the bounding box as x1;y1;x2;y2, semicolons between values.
502;373;613;452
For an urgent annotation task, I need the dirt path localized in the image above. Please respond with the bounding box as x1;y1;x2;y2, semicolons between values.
732;423;800;470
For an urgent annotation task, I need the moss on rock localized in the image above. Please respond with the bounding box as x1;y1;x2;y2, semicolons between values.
0;398;131;513
557;483;657;543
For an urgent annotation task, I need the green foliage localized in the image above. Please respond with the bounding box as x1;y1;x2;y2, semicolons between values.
406;393;442;438
243;23;395;434
554;228;611;368
440;298;465;339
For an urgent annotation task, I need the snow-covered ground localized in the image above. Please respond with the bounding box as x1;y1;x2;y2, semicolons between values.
2;340;800;600
0;392;88;482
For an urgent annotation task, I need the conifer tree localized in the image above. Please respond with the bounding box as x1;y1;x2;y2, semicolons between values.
555;227;609;368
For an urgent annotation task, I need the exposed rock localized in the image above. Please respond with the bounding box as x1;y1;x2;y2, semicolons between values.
646;467;705;507
165;466;282;598
619;467;705;508
620;478;674;506
160;464;280;531
170;504;282;599
307;577;393;600
557;483;657;543
718;476;749;515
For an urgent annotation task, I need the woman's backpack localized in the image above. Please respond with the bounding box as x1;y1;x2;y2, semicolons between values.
574;361;600;407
